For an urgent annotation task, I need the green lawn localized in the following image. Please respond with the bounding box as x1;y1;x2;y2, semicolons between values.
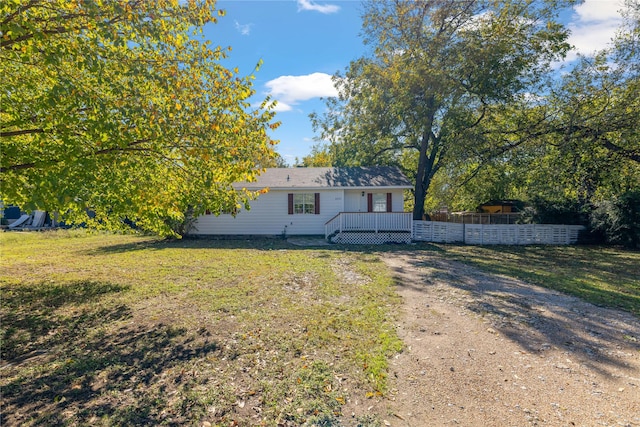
433;244;640;317
2;231;637;426
0;231;401;426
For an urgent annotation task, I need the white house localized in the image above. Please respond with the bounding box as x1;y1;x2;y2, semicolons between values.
190;166;414;243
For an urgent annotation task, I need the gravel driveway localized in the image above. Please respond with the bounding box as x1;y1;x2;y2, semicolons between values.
374;251;640;427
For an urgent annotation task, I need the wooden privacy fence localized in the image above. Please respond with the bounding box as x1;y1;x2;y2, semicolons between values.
412;221;584;245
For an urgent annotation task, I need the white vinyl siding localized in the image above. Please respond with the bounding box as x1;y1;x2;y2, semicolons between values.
191;188;407;236
392;191;404;212
192;190;343;235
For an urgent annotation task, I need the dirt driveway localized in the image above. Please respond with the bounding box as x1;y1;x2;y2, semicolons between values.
374;250;639;427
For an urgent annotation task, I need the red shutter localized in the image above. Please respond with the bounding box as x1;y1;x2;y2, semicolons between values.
367;193;373;212
288;193;294;215
386;193;392;212
314;193;320;214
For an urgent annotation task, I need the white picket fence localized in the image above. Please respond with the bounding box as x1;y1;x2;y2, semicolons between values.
412;221;584;245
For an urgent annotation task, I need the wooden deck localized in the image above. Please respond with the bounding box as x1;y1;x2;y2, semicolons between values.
325;212;413;244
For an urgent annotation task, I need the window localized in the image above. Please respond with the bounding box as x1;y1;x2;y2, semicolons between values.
288;193;320;214
294;193;315;214
367;192;392;212
372;193;387;212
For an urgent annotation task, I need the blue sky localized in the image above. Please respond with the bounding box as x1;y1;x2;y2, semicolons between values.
207;0;626;165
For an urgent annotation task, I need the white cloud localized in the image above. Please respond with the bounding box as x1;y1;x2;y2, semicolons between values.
566;0;624;59
272;101;293;112
234;20;252;36
297;0;340;14
573;0;623;22
265;73;339;108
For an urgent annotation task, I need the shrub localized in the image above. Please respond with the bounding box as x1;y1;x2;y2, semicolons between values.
590;191;640;249
518;197;587;225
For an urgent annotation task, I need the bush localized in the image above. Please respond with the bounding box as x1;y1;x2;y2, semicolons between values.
590;191;640;249
519;198;587;225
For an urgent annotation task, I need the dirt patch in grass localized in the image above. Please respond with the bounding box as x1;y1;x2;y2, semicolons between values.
379;248;640;427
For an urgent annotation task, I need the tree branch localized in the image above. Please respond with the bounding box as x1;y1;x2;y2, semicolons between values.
371;144;417;162
1;128;45;137
1;25;89;49
601;139;640;163
1;5;124;50
0;0;39;27
0;139;151;173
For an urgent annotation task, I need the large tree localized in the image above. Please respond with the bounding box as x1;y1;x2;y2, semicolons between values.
570;0;638;162
424;0;640;215
312;0;574;219
464;0;640;207
544;0;640;198
1;0;278;236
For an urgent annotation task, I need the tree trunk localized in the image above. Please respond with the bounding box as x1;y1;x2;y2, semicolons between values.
413;153;437;220
413;103;437;220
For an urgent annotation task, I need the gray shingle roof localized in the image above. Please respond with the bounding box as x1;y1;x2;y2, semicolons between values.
237;166;413;190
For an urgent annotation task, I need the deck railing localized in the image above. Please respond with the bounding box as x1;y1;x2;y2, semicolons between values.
325;212;413;238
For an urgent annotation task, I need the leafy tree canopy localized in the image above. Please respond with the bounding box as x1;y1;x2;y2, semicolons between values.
1;0;279;236
538;0;640;202
448;0;640;210
311;0;574;219
295;143;333;167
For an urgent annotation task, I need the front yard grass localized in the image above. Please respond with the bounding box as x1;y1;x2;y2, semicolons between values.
435;244;640;317
1;231;402;426
3;231;637;426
